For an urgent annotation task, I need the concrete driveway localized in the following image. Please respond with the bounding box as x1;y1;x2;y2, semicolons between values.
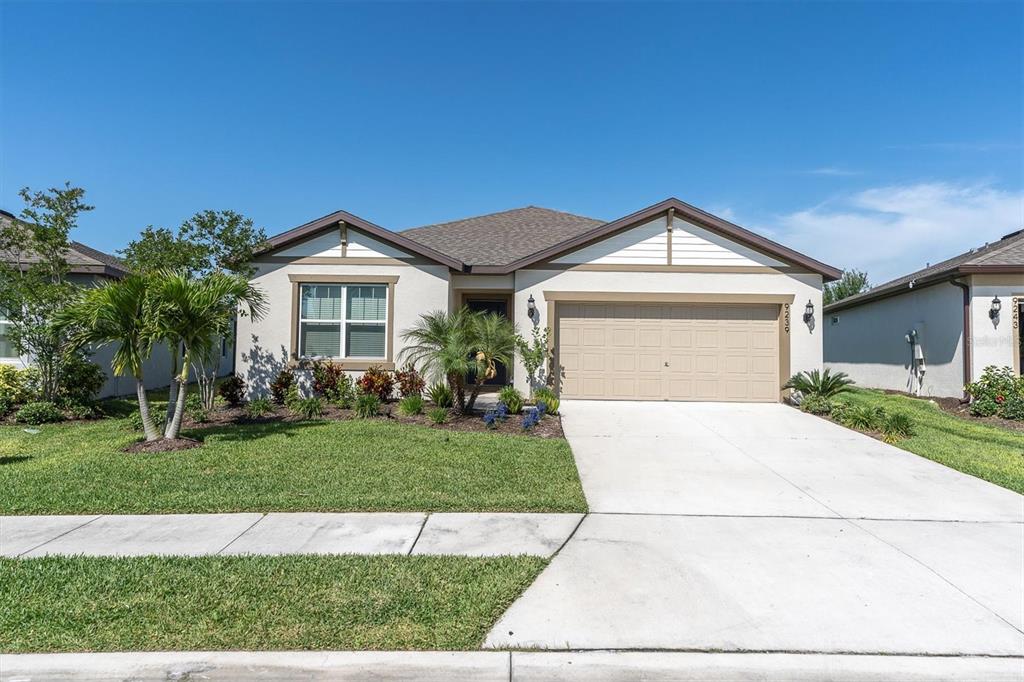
487;401;1024;657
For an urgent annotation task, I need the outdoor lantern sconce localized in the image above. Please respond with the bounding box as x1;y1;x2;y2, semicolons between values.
990;296;1002;320
803;299;815;324
527;294;537;321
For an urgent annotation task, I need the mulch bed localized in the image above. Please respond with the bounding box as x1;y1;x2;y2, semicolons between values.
880;389;1024;433
179;401;565;439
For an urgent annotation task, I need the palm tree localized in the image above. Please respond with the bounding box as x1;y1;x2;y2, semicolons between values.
464;312;517;412
56;275;162;441
399;308;476;414
150;270;266;439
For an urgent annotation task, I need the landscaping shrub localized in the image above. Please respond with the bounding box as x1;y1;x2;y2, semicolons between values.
483;403;510;429
799;394;834;415
310;361;355;406
0;364;35;405
357;365;395;401
217;375;246;407
882;411;915;443
533;387;559;415
245;396;273;418
498;385;523;414
291;396;324;420
127;410;165;433
270;368;295;405
521;407;541;430
427;406;448;424
785;368;854;399
428;382;453;408
397;394;424;416
65;402;97;420
836;404;885;432
54;354;106;407
14;401;65;425
185;394;209;423
0;395;12;418
354;391;381;418
966;366;1024;419
395;365;426;398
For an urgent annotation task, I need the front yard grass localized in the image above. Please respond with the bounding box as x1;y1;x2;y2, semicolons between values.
836;388;1024;494
0;415;586;514
0;554;545;652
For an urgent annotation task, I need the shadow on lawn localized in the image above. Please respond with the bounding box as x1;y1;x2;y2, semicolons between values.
183;418;328;444
1;455;32;465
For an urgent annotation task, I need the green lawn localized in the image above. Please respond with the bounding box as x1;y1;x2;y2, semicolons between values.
0;554;545;652
836;388;1024;494
0;412;587;514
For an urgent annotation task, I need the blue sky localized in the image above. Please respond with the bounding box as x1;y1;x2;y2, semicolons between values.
1;1;1021;282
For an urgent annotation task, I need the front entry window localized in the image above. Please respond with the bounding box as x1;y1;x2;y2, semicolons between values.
299;284;387;359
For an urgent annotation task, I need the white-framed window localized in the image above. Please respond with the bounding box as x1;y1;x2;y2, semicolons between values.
0;307;16;359
298;283;387;359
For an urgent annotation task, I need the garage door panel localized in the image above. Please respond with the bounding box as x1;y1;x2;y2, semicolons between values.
557;301;780;402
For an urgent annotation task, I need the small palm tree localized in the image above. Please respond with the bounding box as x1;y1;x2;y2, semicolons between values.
784;368;854;399
399;308;475;414
464;312;517;412
150;270;266;439
56;275;162;441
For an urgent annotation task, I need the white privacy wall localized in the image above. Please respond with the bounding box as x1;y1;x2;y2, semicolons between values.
969;273;1024;377
824;283;965;397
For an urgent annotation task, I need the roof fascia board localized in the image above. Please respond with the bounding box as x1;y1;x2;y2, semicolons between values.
480;198;842;280
260;210;465;271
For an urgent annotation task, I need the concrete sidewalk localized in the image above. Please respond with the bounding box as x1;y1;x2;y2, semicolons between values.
0;512;583;558
2;651;1021;681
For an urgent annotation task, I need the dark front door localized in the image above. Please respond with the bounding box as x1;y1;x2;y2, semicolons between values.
465;296;510;385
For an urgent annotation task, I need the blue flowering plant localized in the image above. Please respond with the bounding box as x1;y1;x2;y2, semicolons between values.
521;407;541;430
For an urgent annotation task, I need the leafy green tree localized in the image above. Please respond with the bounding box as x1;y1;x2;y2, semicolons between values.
120;210;268;414
824;269;870;306
57;275;162;441
150;270;266;439
119;210;268;277
0;183;93;400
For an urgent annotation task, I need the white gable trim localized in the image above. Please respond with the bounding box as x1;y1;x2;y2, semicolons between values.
273;226;418;260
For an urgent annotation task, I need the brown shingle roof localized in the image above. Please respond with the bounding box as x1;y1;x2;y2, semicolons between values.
825;228;1024;312
0;210;129;278
402;206;605;267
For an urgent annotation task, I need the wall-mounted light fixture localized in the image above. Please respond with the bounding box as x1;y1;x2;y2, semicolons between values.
527;294;537;321
990;296;1002;320
803;299;815;324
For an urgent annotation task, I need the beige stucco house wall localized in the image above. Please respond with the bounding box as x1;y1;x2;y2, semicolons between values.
237;200;837;403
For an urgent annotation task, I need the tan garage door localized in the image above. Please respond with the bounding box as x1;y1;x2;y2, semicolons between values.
557;302;780;402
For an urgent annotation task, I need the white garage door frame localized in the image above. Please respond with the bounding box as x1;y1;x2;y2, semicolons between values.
546;291;794;403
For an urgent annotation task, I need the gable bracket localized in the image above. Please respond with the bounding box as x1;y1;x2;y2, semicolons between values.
666;207;674;266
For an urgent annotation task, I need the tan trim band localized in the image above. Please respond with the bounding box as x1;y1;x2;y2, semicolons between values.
288;274;400;284
543;291;796;304
525;263;809;274
260;256;426;266
289;360;395;371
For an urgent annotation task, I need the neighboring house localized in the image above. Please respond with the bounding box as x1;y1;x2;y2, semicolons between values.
0;209;233;398
237;197;840;403
824;229;1024;398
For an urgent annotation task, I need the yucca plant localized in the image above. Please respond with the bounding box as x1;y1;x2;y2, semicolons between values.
785;368;854;399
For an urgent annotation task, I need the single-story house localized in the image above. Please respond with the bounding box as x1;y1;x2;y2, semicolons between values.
237;198;840;403
0;209;233;398
824;229;1024;398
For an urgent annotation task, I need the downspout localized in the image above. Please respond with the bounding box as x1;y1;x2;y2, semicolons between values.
949;279;971;403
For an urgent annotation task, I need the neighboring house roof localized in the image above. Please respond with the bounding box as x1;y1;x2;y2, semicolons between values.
401;206;605;267
259;198;842;279
0;209;129;278
825;228;1024;313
